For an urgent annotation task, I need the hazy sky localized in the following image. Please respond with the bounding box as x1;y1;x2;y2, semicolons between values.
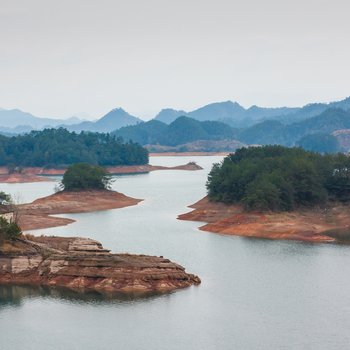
0;0;349;120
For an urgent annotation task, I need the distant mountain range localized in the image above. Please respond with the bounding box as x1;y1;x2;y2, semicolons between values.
1;97;350;153
238;108;350;146
0;109;81;131
113;106;350;153
1;96;350;135
65;108;142;133
0;107;142;134
153;97;350;127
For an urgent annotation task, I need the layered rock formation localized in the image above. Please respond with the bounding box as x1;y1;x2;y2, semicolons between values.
0;236;200;293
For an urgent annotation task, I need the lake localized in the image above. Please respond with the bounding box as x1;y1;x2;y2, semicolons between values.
1;156;350;350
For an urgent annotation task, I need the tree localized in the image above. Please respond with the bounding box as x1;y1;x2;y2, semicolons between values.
61;163;113;191
0;217;22;242
0;218;22;241
242;177;281;211
0;191;11;203
0;191;22;245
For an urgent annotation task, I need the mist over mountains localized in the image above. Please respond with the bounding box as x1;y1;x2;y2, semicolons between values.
1;96;350;153
2;96;350;134
0;109;81;132
154;97;350;127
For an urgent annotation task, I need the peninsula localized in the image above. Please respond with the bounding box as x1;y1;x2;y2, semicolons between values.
17;163;142;230
178;197;350;243
18;189;141;231
179;146;350;243
0;236;200;293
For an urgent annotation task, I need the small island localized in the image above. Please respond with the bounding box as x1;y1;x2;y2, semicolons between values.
18;163;143;230
0;128;203;183
179;146;350;243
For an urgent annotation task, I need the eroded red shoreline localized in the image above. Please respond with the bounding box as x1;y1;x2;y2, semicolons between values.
178;197;350;243
18;190;142;231
0;162;203;183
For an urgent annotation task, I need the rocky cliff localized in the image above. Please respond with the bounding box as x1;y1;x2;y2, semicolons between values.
0;236;200;294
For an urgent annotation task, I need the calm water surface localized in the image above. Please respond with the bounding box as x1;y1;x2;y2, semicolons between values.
1;156;350;349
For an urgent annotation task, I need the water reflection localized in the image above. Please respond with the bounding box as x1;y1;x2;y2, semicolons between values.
0;284;172;306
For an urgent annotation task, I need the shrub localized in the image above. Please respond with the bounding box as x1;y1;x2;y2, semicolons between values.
0;217;21;241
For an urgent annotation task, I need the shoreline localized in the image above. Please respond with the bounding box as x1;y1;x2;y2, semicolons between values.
0;173;54;183
18;190;142;231
0;162;203;183
178;197;350;243
149;152;229;157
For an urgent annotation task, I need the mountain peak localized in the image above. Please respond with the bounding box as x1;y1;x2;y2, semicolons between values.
154;108;187;124
111;107;126;112
187;100;246;122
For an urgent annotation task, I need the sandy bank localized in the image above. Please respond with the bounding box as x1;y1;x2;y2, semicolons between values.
18;190;142;231
0;236;200;294
107;162;203;173
149;152;229;157
178;197;350;243
0;162;202;183
0;173;52;183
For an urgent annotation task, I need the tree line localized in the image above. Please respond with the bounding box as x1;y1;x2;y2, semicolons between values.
113;116;237;146
207;145;350;211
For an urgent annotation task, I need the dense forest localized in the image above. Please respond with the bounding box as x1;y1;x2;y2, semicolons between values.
207;145;350;211
113;116;237;146
0;128;148;167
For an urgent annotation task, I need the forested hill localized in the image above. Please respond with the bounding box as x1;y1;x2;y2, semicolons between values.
238;108;350;152
0;128;148;167
112;109;350;153
113;116;237;146
207;145;350;211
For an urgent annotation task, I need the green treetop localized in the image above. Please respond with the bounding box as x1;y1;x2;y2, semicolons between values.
207;145;350;211
61;163;113;191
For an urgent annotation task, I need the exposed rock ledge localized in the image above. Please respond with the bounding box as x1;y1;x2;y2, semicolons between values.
0;236;200;293
178;197;350;243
